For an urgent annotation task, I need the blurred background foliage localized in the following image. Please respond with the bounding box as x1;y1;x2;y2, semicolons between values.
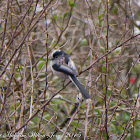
0;0;140;139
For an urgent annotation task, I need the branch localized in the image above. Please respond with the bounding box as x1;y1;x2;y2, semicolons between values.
80;33;140;75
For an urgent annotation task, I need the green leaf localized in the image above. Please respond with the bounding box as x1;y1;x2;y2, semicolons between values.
134;120;140;127
111;6;118;14
101;65;106;73
100;46;105;54
98;13;104;26
53;14;57;20
98;13;104;20
94;108;100;115
15;73;20;78
68;0;75;7
51;104;57;111
87;56;90;60
51;40;57;47
135;129;140;138
79;38;88;46
39;57;46;61
123;113;130;122
71;121;80;127
107;88;111;96
114;48;121;54
37;61;45;70
15;101;20;108
12;25;16;29
43;114;51;120
30;116;39;126
63;11;68;18
51;99;62;105
15;68;20;73
29;6;34;13
133;64;140;73
80;103;86;108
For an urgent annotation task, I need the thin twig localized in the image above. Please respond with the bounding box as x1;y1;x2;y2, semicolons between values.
80;33;140;75
104;0;109;139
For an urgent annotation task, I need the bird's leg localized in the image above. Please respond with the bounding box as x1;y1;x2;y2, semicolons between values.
62;79;66;88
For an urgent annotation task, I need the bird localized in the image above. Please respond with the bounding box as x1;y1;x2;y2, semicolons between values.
50;50;90;99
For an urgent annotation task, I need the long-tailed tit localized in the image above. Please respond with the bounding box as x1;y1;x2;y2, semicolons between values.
50;50;90;99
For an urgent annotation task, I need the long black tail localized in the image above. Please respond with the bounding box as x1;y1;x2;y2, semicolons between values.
69;75;90;99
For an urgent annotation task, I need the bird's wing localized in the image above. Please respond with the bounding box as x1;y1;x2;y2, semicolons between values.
52;63;75;76
68;59;78;75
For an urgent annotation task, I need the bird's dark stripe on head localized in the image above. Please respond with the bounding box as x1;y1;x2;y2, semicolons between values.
53;50;70;64
64;54;69;64
53;51;63;58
